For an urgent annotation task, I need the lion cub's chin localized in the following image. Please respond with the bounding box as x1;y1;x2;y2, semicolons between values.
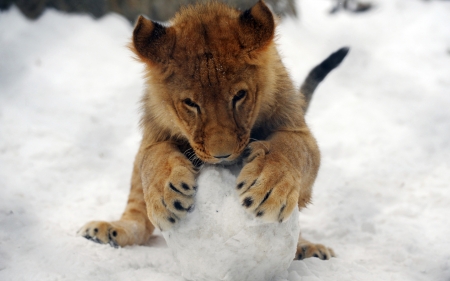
201;156;242;166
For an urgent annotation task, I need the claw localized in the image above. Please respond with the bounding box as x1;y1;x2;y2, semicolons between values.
181;183;190;191
169;183;183;194
107;231;119;248
242;197;254;208
259;189;272;207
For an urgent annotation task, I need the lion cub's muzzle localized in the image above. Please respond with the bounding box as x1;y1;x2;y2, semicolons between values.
194;133;247;164
209;132;242;162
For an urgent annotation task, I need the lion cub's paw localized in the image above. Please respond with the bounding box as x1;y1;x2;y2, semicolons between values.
295;243;335;260
147;164;197;231
236;141;299;222
77;221;125;248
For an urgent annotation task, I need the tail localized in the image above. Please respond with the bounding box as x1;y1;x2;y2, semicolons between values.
301;47;350;112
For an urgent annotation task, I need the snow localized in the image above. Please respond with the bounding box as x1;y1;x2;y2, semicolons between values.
0;0;449;280
162;165;300;281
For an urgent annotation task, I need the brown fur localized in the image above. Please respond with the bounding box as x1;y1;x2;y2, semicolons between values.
79;0;332;260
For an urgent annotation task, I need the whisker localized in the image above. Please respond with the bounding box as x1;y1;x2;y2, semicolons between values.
183;148;193;158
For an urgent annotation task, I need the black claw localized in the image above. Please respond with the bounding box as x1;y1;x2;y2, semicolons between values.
173;200;194;212
256;211;264;217
107;231;119;248
237;182;245;190
241;179;257;194
174;200;185;211
313;253;319;258
90;237;103;244
243;197;254;208
318;249;328;260
193;185;198;191
109;240;119;248
278;204;286;221
297;253;304;260
181;182;190;191
259;189;272;207
168;217;176;224
169;183;183;194
83;233;103;245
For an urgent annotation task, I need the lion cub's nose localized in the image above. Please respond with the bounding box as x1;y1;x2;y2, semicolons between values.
214;154;231;159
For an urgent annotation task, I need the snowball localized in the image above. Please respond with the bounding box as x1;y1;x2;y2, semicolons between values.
162;165;300;281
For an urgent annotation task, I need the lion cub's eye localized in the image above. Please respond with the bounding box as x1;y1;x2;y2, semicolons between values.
183;98;200;112
233;90;247;106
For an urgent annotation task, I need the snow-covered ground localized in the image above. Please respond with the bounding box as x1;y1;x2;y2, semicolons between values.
1;0;449;280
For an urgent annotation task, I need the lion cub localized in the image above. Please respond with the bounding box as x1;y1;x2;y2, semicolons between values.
79;0;348;260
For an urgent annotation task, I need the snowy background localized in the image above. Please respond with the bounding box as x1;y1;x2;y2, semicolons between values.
1;0;450;280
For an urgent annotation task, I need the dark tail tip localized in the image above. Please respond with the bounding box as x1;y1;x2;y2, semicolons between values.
300;47;350;113
310;47;350;83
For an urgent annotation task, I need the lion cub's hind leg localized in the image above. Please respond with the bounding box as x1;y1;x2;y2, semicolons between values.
295;235;335;260
78;159;155;247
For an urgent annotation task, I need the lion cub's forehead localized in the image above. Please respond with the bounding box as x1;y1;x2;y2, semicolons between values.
167;3;254;91
171;3;244;63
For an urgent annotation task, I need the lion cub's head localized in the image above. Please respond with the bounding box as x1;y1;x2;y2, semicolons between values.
132;1;279;164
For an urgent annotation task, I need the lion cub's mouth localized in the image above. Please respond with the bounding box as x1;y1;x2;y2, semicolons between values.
185;148;244;167
182;136;250;167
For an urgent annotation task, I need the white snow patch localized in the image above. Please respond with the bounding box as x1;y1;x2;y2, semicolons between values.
163;165;299;281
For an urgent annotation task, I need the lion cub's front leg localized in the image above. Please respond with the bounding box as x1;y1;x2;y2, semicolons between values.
237;130;320;222
78;156;155;247
78;142;196;246
140;142;198;231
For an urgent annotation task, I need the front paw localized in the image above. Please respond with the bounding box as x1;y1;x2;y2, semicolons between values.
236;141;300;222
146;164;197;231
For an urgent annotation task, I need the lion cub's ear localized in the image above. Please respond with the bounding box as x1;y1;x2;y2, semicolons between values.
238;0;275;52
132;16;176;65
